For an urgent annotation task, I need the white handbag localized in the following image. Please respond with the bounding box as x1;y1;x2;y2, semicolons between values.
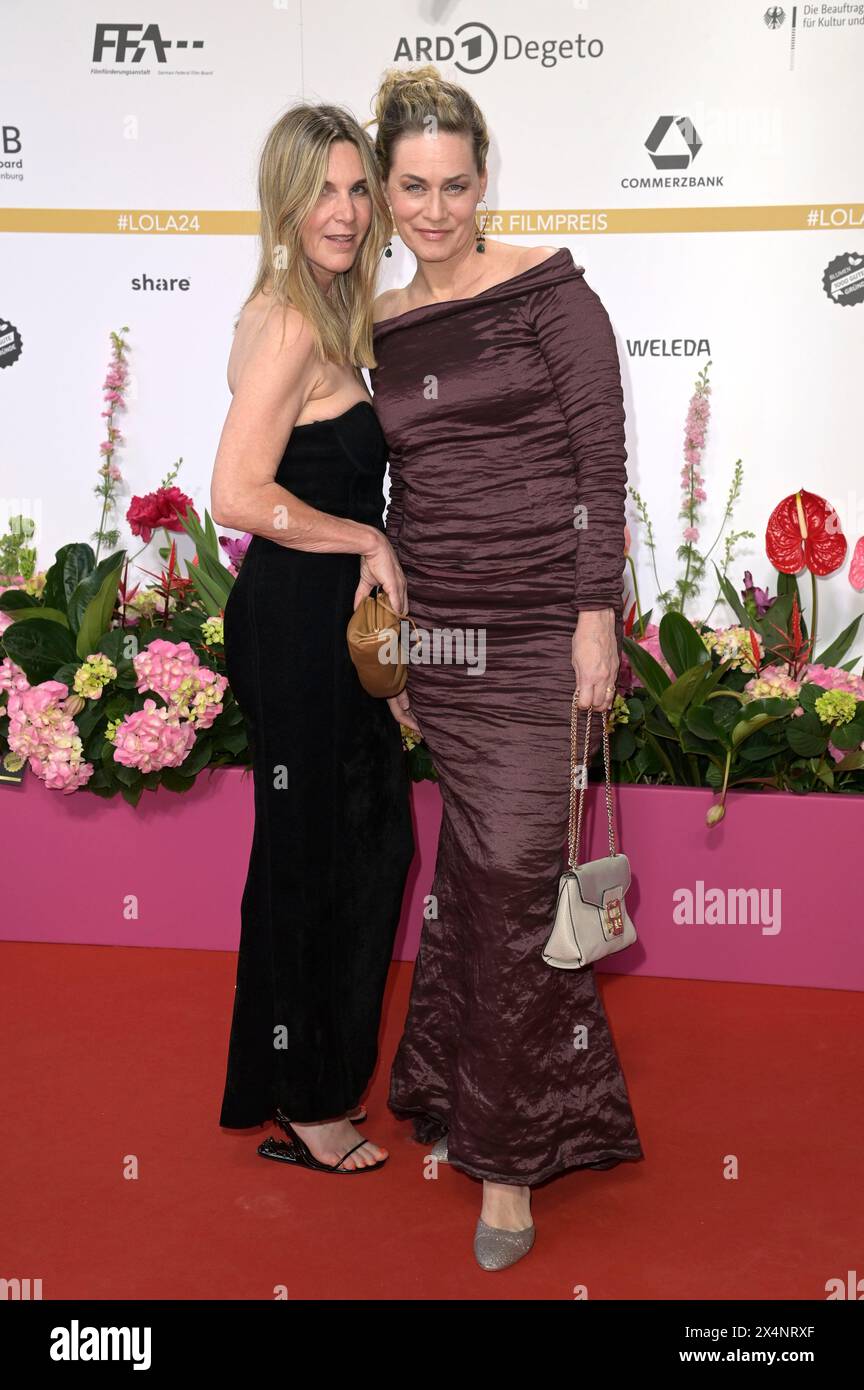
542;695;637;970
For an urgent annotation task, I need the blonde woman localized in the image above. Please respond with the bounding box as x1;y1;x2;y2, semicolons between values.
367;69;644;1268
212;105;414;1174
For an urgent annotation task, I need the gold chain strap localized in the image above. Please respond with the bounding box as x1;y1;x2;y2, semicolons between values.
568;694;617;871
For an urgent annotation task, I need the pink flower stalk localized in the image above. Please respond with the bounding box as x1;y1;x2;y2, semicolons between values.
93;327;130;561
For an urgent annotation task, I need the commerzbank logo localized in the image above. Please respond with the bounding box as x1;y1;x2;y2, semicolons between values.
621;114;722;190
645;116;703;171
392;20;605;74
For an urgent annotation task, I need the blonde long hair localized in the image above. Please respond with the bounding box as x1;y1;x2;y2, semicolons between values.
242;104;391;367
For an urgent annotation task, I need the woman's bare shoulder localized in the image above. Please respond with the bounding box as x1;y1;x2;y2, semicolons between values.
373;286;410;325
227;294;314;394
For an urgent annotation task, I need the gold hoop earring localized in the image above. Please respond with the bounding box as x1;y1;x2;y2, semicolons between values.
474;198;488;252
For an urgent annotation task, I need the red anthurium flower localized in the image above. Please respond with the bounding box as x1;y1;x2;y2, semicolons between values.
765;488;846;576
850;536;864;591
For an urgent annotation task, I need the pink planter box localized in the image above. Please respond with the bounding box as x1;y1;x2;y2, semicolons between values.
2;767;860;990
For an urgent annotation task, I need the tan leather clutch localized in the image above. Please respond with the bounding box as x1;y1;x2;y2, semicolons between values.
346;586;416;699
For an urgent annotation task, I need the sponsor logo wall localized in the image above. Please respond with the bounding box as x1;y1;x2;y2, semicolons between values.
1;1;862;638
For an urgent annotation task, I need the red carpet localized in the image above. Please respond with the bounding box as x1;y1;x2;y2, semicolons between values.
1;941;861;1300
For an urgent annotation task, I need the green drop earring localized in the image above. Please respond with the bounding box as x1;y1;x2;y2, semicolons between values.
475;197;488;252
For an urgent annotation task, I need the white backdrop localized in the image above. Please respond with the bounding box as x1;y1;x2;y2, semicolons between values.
1;0;863;636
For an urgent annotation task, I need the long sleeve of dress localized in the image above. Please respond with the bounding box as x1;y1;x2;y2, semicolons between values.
527;269;628;614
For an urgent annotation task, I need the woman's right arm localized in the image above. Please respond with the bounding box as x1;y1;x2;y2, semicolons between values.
210;304;405;610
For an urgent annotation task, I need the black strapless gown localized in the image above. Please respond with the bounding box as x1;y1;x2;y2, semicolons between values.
218;400;415;1128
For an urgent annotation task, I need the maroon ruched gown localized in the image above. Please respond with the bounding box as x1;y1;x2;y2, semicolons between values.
370;247;644;1186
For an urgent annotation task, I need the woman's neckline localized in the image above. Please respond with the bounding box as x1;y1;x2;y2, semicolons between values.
372;245;570;331
292;399;375;430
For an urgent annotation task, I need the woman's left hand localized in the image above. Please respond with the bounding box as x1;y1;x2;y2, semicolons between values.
571;608;619;710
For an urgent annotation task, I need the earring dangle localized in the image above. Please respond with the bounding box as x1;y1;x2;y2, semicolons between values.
384;221;396;258
475;198;488;252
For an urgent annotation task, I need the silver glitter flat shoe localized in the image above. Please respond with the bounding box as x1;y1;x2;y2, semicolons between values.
473;1217;536;1271
430;1135;449;1163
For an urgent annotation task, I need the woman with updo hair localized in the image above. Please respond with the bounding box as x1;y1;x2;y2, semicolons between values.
366;66;644;1270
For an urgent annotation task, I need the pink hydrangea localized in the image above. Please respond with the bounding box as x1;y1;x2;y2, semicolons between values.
802;663;864;700
134;637;227;729
112;698;196;773
743;669;800;701
133;639;202;701
6;679;95;792
0;656;29;697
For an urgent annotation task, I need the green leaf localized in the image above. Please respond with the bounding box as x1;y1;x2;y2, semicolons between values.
786;716;828;757
658;664;711;728
714;563;755;630
738;740;781;762
827;720;864;750
159;768;196;793
732;712;786;748
687;657;735;708
797;682;825;715
622;635;671;704
76;565;123;660
176;734;212;777
68;549;127;635
610;727;636;760
815;615;863;668
685;705;728;748
1;618;78;683
658;611;710;677
61;544;97;602
4;607;70;627
0;589;39;613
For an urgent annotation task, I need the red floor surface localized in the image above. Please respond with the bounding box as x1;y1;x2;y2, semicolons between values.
1;941;861;1301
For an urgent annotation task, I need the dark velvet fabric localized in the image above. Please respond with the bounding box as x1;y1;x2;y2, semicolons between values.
218;402;415;1128
369;248;644;1185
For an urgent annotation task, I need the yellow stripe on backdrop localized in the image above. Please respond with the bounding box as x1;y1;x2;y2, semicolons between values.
1;206;863;235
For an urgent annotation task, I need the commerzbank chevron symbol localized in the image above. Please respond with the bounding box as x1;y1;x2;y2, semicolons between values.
644;116;703;170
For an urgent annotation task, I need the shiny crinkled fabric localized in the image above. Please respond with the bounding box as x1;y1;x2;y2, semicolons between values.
370;247;644;1186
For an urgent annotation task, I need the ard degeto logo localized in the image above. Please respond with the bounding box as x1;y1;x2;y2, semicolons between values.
92;24;204;64
393;21;603;72
645;116;703;170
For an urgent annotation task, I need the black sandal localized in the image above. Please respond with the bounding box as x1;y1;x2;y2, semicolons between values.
257;1107;387;1174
